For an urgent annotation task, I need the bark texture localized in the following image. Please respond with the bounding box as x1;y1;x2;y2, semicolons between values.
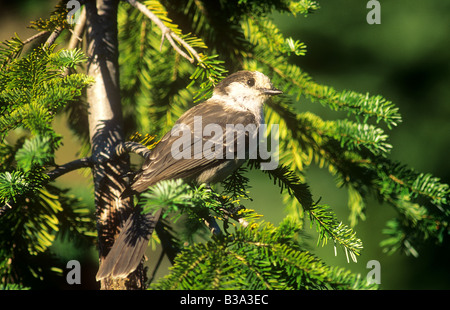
85;0;145;290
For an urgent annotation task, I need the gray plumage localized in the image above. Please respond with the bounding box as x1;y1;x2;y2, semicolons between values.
96;70;282;281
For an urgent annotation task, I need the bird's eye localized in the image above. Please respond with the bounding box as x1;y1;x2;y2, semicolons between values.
247;78;255;87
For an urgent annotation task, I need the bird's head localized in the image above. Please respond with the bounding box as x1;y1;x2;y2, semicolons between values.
212;71;282;106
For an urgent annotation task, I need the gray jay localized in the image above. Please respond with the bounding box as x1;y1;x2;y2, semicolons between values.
96;70;282;281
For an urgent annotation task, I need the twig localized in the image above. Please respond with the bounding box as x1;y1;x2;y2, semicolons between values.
47;157;93;181
114;141;152;159
44;27;63;49
23;31;50;45
67;7;87;51
65;7;87;76
125;0;202;64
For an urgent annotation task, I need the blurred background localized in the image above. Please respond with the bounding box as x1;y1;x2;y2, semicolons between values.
1;0;449;289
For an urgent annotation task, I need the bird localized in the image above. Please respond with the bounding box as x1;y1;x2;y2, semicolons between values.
96;70;283;281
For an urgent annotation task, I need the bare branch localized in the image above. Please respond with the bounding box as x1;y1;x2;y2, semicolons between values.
125;0;202;64
44;27;63;48
67;7;87;51
47;157;93;181
64;7;87;76
23;31;50;45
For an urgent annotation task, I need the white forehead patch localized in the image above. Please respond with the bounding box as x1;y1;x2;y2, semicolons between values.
253;71;273;89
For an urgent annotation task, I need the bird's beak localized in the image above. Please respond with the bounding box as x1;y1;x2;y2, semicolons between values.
263;87;283;96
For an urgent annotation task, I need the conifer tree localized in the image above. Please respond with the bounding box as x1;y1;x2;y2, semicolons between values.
0;0;448;290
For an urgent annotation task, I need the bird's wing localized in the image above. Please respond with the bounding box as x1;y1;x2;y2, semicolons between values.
130;99;257;193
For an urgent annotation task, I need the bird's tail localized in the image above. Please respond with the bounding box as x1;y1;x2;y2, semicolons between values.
96;209;161;281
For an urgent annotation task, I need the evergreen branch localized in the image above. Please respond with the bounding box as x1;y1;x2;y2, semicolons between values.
0;184;95;283
139;179;194;218
278;110;448;253
53;187;96;244
123;0;228;105
380;218;420;257
0;102;50;139
0;35;25;69
263;102;330;175
325;119;392;156
308;204;363;262
249;161;362;261
254;161;313;210
0;284;30;290
347;185;366;227
252;51;402;128
372;161;450;255
0;168;50;217
0;171;33;204
0;41;92;217
388;170;449;211
266;100;389;188
0;44;92;138
371;159;450;215
287;0;320;16
379;187;448;257
48;48;88;70
265;98;329;171
29;2;71;32
139;180;226;237
14;135;56;173
117;3;175;134
243;16;307;57
139;179;261;238
188;54;228;102
0;156;93;217
126;0;202;63
220;166;252;202
151;219;375;290
267;97;448;254
0;11;69;69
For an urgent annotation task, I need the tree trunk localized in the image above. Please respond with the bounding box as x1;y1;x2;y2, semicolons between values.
85;0;145;290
